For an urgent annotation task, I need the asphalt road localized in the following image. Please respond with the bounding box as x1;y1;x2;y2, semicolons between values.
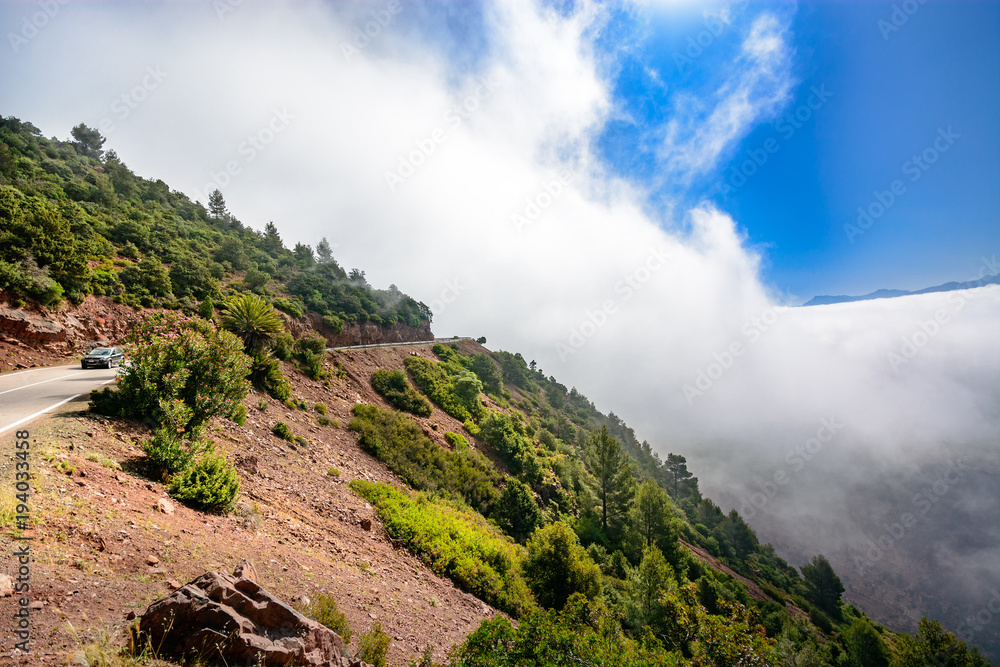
0;363;120;435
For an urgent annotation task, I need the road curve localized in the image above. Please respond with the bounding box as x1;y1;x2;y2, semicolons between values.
0;364;119;435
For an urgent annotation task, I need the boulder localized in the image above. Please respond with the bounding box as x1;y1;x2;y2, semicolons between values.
138;564;369;666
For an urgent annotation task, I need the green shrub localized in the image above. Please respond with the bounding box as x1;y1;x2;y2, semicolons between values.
169;452;241;511
404;357;473;422
232;403;247;426
272;422;294;442
318;416;332;426
297;398;308;410
315;402;327;414
143;428;210;479
327;467;341;478
296;593;352;643
249;352;291;401
272;332;294;361
444;431;469;451
349;404;501;514
357;621;390;667
493;480;542;543
350;480;532;617
272;297;303;319
109;312;251;431
522;521;601;610
295;435;308;447
257;398;267;411
370;369;432;417
294;335;329;381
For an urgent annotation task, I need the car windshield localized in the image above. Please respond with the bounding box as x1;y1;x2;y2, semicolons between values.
89;348;112;356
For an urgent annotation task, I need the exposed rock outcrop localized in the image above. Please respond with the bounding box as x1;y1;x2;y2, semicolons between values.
137;563;370;666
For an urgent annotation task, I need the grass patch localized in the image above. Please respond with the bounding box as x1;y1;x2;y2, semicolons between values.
350;480;532;617
296;593;353;643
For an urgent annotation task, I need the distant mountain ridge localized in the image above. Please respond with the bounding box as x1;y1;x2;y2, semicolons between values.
804;273;1000;306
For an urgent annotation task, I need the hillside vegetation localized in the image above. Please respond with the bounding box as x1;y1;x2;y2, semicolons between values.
0;118;993;667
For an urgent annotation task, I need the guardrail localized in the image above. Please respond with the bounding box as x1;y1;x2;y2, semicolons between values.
326;337;474;352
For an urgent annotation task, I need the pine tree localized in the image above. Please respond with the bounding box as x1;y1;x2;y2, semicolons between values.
590;426;635;542
208;189;228;219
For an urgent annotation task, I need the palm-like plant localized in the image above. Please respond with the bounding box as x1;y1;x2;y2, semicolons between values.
220;293;284;353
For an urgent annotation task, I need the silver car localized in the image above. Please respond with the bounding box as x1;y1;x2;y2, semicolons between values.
81;346;125;369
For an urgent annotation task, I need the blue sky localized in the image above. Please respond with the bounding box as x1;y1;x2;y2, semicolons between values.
588;0;1000;300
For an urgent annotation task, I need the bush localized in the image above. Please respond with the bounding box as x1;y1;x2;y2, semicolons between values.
143;428;212;479
272;422;294;442
522;522;601;610
404;357;473;422
370;369;432;417
249;352;291;401
296;593;352;643
349;404;501;514
493;480;542;543
444;431;469;451
169;452;241;511
315;402;327;414
111;312;251;431
351;480;532;617
272;297;303;319
357;622;390;667
295;335;328;381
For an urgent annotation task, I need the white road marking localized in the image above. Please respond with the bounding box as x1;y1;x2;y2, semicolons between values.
0;393;83;435
0;371;87;396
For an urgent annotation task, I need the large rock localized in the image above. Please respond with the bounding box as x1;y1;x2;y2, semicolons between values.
0;308;66;342
138;564;369;666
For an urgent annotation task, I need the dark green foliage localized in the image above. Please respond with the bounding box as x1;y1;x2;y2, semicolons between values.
895;618;992;667
357;622;391;667
109;312;251;432
272;297;303;318
480;412;540;480
493;479;542;542
590;426;635;543
470;354;504;396
168;451;241;511
405;356;473;422
522;521;601;610
444;431;469;450
221;293;284;354
250;352;292;401
842;617;889;667
294;335;329;381
348;404;500;514
143;428;210;479
800;554;844;617
272;422;294;442
371;369;432;417
350;480;532;617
